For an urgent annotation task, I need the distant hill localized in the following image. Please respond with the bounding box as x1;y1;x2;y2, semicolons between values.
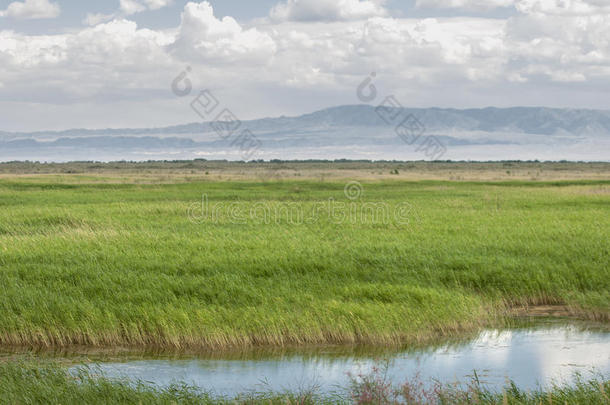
1;105;609;162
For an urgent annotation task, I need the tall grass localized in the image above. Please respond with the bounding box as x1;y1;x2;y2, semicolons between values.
0;176;608;349
347;365;610;405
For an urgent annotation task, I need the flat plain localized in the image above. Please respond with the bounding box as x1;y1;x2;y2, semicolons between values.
0;161;608;349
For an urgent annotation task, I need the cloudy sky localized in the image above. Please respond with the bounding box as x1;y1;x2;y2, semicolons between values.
1;0;609;131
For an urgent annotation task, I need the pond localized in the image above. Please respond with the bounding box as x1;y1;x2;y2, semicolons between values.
47;321;607;397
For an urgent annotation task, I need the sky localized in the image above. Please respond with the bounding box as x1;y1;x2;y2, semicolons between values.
0;0;609;131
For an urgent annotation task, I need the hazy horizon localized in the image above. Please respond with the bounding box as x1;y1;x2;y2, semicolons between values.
2;104;609;162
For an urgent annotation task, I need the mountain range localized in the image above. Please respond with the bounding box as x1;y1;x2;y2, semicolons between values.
1;105;609;162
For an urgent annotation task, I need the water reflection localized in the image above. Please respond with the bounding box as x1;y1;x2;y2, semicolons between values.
67;324;610;396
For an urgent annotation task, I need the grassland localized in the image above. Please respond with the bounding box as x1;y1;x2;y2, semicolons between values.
0;362;608;404
0;161;608;350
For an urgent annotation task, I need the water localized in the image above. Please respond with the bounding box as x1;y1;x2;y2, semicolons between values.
66;323;609;396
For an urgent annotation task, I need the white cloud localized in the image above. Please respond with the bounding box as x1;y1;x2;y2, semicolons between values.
2;0;608;91
120;0;173;15
83;13;116;26
416;0;610;13
503;0;610;84
2;0;610;130
270;0;388;22
171;2;276;64
145;0;174;10
415;0;515;11
0;0;60;19
83;0;174;26
516;0;610;15
119;0;146;15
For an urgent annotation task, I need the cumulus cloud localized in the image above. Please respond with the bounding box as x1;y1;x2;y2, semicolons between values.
171;2;276;63
416;0;610;13
2;0;608;90
516;0;610;15
120;0;173;15
415;0;515;11
2;0;610;130
83;13;116;26
0;19;175;106
270;0;388;22
0;0;60;19
83;0;173;26
502;0;610;84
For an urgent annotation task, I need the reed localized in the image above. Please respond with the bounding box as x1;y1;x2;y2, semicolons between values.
0;173;608;350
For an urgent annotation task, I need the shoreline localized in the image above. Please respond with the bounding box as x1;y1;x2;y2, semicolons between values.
0;308;607;355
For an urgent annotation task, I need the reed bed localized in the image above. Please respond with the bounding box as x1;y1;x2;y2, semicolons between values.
0;175;608;350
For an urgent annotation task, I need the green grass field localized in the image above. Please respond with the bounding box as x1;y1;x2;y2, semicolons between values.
0;163;609;349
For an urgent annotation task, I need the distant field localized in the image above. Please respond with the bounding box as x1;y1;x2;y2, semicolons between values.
0;162;608;349
2;160;610;182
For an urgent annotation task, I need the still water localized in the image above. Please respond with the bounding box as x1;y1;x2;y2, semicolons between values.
71;323;609;396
